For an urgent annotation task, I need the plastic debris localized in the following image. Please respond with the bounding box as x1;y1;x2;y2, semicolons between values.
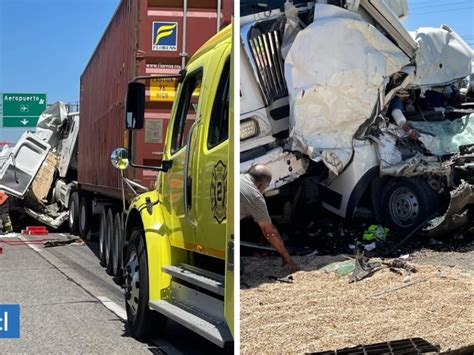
384;259;417;273
267;275;294;284
322;260;356;275
349;246;382;283
364;242;377;252
363;225;390;241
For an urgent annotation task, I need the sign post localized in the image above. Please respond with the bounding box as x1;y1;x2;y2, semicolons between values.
1;93;47;127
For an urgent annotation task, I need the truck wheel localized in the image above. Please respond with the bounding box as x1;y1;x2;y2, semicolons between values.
68;192;80;235
112;212;124;285
124;228;166;339
79;197;92;239
380;177;440;233
99;209;107;266
105;208;115;275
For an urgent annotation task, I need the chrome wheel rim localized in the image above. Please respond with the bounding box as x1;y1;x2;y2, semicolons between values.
105;221;110;265
113;221;119;274
389;187;419;227
80;204;86;231
99;216;105;258
69;201;75;226
125;250;140;316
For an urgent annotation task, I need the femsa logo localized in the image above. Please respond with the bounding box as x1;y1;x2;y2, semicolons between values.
152;22;178;51
210;161;227;224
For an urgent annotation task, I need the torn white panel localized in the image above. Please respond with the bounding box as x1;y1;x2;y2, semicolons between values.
321;141;379;218
374;123;454;177
409;26;472;88
377;140;451;176
0;133;51;198
0;145;13;171
35;102;68;146
382;0;409;21
411;114;474;155
379;154;451;177
23;207;68;229
375;133;402;167
240;147;309;191
285;4;409;175
281;1;303;59
57;112;80;177
424;180;473;235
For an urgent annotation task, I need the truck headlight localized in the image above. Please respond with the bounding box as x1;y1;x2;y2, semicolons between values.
240;119;259;140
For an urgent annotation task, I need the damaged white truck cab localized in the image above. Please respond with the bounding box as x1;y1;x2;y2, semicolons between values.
0;103;79;228
240;0;474;235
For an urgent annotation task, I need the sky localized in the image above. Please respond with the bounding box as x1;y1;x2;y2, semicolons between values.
0;0;120;142
405;0;474;45
0;0;473;143
0;0;120;103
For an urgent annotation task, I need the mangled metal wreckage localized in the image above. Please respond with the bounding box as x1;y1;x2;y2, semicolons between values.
240;0;474;235
0;103;79;228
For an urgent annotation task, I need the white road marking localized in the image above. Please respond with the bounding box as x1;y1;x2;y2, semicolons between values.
18;234;43;252
0;232;20;239
18;233;128;323
97;296;127;321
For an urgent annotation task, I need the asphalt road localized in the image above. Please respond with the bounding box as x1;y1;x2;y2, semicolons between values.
0;233;229;354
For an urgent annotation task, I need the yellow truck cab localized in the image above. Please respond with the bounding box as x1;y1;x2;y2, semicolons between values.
112;25;233;348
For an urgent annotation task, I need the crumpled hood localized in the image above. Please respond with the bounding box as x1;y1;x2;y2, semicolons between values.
285;4;410;174
409;26;472;88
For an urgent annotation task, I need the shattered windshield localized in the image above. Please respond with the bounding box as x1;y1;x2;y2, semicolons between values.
411;114;474;155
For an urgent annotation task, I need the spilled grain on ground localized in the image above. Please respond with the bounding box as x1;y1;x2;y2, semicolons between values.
240;255;474;353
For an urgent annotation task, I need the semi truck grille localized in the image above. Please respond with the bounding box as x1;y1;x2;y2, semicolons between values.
243;25;288;105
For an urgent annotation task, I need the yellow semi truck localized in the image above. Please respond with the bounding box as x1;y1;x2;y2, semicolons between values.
110;25;233;348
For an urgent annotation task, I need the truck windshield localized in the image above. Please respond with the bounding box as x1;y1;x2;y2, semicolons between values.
241;0;309;16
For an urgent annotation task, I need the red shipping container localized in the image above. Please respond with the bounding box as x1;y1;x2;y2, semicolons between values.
79;0;232;199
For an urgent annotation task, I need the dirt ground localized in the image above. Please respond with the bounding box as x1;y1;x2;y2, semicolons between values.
240;247;474;353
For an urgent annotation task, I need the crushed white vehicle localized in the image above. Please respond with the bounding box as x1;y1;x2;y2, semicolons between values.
240;0;474;235
0;102;79;228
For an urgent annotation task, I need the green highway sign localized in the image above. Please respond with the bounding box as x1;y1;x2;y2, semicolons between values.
2;93;47;127
3;117;38;127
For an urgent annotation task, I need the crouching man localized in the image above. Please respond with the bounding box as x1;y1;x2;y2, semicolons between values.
240;165;299;272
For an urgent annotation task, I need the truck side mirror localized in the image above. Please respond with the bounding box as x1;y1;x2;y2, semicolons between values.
110;147;129;170
125;82;145;130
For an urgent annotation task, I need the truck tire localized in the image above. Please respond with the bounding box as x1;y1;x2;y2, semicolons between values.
113;212;124;285
79;197;92;239
124;228;166;339
379;177;440;234
99;209;107;267
68;192;80;235
105;208;115;275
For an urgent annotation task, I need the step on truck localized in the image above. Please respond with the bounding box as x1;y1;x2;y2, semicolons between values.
110;25;233;347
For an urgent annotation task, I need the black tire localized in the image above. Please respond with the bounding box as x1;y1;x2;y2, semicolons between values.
112;212;124;285
99;209;107;266
379;177;440;234
79;196;92;239
124;228;166;339
105;208;115;275
68;192;80;235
